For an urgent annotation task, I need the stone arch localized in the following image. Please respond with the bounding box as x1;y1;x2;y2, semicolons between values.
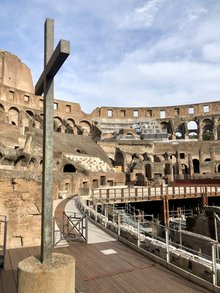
187;120;198;139
182;164;188;175
154;155;162;162
65;118;75;134
164;163;171;175
8;106;20;126
0;103;5;111
193;159;200;174
79;120;91;135
126;132;135;138
66;118;75;128
202;118;214;140
175;124;185;139
160;121;171;138
204;158;211;162
26;110;34;117
14;155;26;167
63;164;76;173
217;117;220;140
114;148;125;171
145;163;152;180
217;164;220;173
54;116;63;131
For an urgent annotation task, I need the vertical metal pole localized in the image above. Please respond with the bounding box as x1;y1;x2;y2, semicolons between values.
212;243;217;286
214;213;219;261
41;18;54;263
104;206;108;228
85;215;88;244
95;204;97;221
179;218;182;249
137;219;140;247
165;227;170;263
3;217;7;268
118;212;120;237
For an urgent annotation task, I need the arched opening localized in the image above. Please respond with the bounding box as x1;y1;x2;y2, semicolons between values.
54;116;63;131
204;158;211;162
79;120;91;135
0;103;5;111
26;110;34;117
14;155;26;167
8;106;20;125
182;164;188;175
66;118;75;128
145;163;152;180
164;163;171;175
65;118;75;134
109;158;115;166
175;124;184;139
187;121;198;139
193;159;200;174
63;164;76;173
218;165;220;173
160;121;171;138
202;118;214;141
114;148;124;171
154;155;161;163
126;132;135;139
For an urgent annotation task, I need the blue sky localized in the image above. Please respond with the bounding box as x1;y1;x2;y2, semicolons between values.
1;0;220;113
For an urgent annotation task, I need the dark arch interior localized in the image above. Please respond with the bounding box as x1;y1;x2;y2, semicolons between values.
26;110;34;117
193;159;200;174
63;164;76;173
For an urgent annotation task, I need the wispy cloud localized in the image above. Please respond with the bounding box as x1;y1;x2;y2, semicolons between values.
1;0;220;113
117;0;166;29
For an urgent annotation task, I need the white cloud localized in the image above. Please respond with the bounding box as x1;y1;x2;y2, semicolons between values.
202;43;220;63
118;0;166;29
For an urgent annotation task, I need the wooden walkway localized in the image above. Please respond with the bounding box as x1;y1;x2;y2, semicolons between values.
0;241;211;293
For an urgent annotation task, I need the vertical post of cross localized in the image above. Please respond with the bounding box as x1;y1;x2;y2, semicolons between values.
35;18;70;264
41;18;54;263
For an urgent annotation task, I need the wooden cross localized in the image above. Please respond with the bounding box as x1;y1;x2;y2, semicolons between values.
35;18;70;263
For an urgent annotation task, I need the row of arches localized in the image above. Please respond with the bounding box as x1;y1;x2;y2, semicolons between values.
0;103;94;136
160;118;219;140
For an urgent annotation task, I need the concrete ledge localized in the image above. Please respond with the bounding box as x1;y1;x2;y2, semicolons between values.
17;253;75;293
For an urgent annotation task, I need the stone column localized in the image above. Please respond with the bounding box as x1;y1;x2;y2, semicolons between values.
198;119;202;141
184;122;189;140
213;117;218;141
188;153;193;178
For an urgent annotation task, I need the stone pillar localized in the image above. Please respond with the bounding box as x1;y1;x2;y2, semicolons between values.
210;147;216;173
199;148;203;174
176;151;182;175
188;153;193;178
198;119;202;141
213;117;218;141
18;253;75;293
183;122;189;140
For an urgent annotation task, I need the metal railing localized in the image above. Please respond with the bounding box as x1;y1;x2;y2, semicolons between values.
0;216;7;267
91;185;220;204
53;212;88;246
78;197;220;289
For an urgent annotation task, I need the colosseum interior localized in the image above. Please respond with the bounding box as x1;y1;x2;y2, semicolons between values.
0;49;220;248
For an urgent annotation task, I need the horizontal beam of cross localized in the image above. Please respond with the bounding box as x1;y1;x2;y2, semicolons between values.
35;39;70;95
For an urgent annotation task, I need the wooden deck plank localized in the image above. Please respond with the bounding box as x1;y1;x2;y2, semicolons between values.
0;250;17;293
0;241;213;293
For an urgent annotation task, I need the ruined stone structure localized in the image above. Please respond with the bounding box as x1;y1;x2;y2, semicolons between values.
0;50;220;248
